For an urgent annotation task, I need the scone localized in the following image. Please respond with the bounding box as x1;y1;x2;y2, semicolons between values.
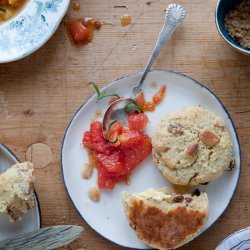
152;107;233;185
122;188;208;250
0;162;35;221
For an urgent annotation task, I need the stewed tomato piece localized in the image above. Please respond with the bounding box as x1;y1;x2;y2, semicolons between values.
67;20;90;44
135;85;167;112
83;112;152;189
136;92;155;112
153;85;167;104
128;113;148;132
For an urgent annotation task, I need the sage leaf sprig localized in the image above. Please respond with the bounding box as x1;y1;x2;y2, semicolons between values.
107;120;118;144
89;82;120;103
125;100;143;114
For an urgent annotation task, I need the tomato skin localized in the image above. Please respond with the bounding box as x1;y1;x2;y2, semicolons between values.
135;92;146;111
109;121;123;136
135;92;155;112
136;85;166;112
153;85;166;104
68;20;90;44
144;101;155;111
83;121;110;153
97;152;123;173
128;113;148;132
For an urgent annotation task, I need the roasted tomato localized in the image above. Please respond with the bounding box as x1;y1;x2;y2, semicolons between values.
83;113;152;189
67;20;90;44
128;113;148;132
67;17;101;44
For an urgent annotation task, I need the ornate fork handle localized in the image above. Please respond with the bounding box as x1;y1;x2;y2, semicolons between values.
131;4;186;99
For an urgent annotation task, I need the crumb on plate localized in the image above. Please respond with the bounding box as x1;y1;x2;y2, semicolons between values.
87;186;100;202
81;163;94;179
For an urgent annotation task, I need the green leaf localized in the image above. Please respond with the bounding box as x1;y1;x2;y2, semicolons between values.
125;100;143;114
107;120;118;144
89;82;120;102
89;82;100;97
0;6;6;12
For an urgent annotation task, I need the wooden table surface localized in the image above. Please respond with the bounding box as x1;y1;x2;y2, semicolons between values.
0;0;249;249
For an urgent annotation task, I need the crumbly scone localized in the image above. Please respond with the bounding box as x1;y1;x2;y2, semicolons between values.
0;162;35;221
122;188;208;250
152;107;233;185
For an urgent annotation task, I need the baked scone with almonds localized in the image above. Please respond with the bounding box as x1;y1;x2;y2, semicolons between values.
152;107;233;185
122;188;208;250
0;162;35;222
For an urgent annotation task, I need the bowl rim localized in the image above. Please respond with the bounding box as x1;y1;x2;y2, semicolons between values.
215;0;250;55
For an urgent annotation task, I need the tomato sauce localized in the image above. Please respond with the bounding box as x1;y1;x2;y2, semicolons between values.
67;17;102;44
136;85;166;112
120;15;131;26
83;113;151;189
0;0;27;23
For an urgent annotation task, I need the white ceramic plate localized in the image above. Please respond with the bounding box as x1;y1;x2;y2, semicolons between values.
216;227;250;250
0;0;70;63
0;144;41;241
61;70;241;249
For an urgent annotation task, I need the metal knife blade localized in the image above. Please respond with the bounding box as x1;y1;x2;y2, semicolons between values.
0;225;83;250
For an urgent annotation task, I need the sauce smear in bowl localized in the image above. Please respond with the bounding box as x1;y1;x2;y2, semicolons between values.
0;0;27;23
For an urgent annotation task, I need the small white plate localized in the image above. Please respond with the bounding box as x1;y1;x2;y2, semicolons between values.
0;0;70;63
0;144;41;241
216;227;250;250
61;70;241;249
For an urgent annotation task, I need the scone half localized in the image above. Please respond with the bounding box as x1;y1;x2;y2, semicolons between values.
0;162;35;222
152;107;233;185
122;188;208;250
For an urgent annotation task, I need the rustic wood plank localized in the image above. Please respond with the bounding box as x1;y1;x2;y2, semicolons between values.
0;0;249;249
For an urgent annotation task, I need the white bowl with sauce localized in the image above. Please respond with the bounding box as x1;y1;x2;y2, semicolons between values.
0;0;70;63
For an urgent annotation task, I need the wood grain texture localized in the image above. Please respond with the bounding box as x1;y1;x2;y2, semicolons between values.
0;0;249;249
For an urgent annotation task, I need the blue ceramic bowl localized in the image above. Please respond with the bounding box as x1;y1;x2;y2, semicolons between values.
215;0;250;55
